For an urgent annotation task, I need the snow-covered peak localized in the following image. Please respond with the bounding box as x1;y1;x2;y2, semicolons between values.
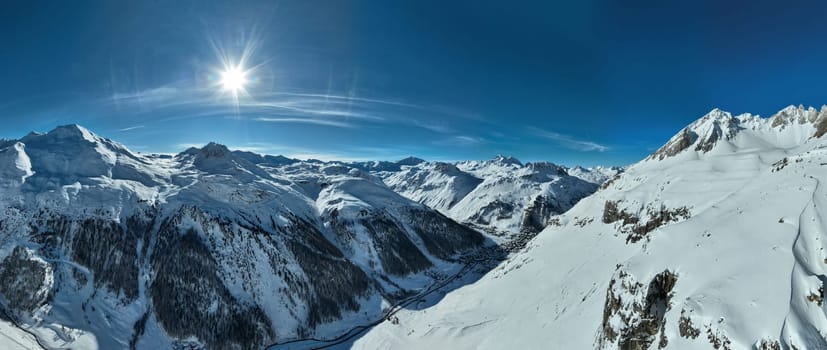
0;142;33;186
492;155;522;166
47;124;97;142
650;106;827;161
769;104;827;129
525;161;567;177
180;142;273;181
566;165;624;185
231;150;298;166
194;142;232;160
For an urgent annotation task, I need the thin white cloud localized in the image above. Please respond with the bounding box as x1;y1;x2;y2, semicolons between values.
248;101;384;121
528;127;609;152
434;135;486;146
117;125;145;132
254;117;354;128
111;86;181;104
413;120;455;134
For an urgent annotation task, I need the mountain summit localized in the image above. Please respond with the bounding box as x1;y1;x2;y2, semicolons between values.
355;105;827;350
0;125;601;349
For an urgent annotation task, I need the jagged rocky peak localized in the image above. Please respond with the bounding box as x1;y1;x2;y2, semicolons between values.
769;104;824;127
650;108;742;160
492;154;522;166
525;161;567;176
432;161;462;174
197;142;231;158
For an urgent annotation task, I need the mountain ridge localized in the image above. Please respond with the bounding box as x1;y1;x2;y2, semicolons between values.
0;124;605;349
354;104;827;350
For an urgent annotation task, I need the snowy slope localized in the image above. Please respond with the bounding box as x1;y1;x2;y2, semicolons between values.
566;165;625;185
355;105;827;350
382;156;599;235
0;125;488;350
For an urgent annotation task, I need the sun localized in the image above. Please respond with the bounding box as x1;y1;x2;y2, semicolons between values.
220;65;248;93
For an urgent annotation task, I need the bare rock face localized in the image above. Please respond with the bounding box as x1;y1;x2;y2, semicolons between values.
470;200;516;225
0;246;52;313
649;109;744;160
650;128;697;160
598;269;677;350
602;200;690;244
521;194;565;234
814;113;827;138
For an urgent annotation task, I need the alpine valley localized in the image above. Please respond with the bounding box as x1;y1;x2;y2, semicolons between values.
10;105;827;350
0;123;606;349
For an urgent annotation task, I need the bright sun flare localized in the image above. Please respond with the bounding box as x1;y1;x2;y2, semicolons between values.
220;66;248;92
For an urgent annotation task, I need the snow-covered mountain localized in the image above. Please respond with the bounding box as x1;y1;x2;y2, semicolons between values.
566;165;625;185
381;156;601;235
355;105;827;349
0;125;492;350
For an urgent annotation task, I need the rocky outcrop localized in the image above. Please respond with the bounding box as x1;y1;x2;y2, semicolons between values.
598;269;677;350
602;200;690;243
650;128;696;160
521;194;566;233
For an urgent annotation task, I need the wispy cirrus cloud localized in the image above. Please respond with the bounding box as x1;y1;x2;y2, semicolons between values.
528;127;609;152
254;117;355;128
433;135;487;146
107;83;480;132
117;125;145;132
111;86;182;106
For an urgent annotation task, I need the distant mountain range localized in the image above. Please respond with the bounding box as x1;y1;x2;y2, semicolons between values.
0;124;609;349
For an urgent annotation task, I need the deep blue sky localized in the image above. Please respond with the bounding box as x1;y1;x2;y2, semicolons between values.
2;1;827;166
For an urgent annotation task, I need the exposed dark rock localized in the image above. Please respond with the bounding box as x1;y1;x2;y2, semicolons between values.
602;200;639;226
678;309;701;339
599;174;621;191
521;195;566;233
815;115;827;138
807;285;824;306
705;324;732;350
471;200;515;225
130;309;151;350
627;205;691;243
772;157;789;172
650;129;696;160
603;201;690;243
757;338;782;350
599;269;677;350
